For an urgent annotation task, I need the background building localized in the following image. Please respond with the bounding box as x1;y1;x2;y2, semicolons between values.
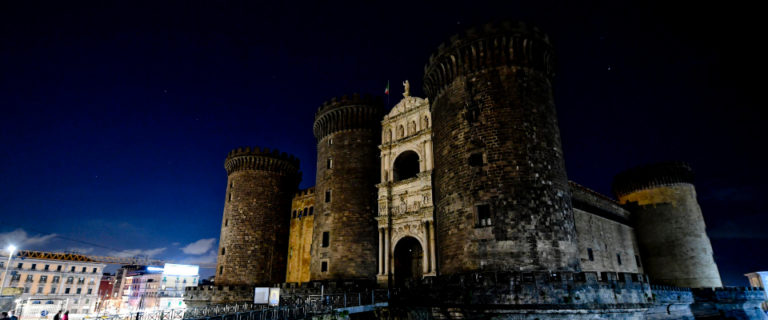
0;253;104;318
95;273;115;313
745;271;768;310
120;264;198;312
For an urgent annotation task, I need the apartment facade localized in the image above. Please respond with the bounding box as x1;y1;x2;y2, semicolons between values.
0;254;105;317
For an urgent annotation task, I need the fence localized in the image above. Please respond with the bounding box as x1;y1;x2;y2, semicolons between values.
180;289;389;320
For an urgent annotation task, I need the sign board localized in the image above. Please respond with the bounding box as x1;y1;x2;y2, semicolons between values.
268;288;280;306
1;287;22;295
254;287;269;304
163;264;199;276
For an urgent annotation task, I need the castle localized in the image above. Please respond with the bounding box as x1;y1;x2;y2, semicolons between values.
186;21;767;319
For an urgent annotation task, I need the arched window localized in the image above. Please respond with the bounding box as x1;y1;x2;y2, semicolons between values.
393;151;420;182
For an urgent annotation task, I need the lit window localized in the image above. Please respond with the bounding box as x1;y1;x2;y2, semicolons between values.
327;158;333;169
476;204;492;227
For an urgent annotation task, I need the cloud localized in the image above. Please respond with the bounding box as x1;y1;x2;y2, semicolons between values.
0;229;57;248
67;247;94;254
181;238;216;255
110;247;167;258
176;250;218;266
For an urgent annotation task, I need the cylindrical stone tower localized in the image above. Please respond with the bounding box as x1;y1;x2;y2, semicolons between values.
423;21;580;275
215;146;301;286
310;94;384;280
613;162;722;288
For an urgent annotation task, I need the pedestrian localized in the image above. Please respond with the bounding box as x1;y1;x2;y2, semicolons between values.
1;312;9;320
54;310;62;320
62;310;69;320
7;311;17;320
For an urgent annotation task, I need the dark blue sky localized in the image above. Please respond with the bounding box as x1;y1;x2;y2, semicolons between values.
1;1;765;285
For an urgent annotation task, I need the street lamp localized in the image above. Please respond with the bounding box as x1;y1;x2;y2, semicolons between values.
1;244;17;296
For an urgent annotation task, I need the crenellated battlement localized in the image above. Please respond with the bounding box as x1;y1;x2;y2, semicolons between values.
224;146;300;176
423;20;555;99
293;186;315;198
612;162;695;198
313;93;384;141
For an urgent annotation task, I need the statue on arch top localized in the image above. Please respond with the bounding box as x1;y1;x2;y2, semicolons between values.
403;80;410;97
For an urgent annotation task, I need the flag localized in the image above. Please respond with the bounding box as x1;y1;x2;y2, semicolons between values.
384;81;389;95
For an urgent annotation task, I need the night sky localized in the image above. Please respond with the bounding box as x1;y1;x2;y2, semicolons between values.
1;1;765;286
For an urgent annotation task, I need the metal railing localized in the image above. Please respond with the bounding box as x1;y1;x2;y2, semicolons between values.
182;289;389;320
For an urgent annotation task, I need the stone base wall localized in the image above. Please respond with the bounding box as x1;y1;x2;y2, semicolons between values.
377;306;648;320
184;285;255;307
645;285;695;320
691;287;768;320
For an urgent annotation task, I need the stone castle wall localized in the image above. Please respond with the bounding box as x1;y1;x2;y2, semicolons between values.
215;147;300;286
310;94;384;280
424;21;579;274
614;162;721;288
571;182;643;274
286;187;315;283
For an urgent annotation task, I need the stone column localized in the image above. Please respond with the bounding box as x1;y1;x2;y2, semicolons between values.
384;227;390;275
378;228;383;275
429;220;436;274
423;222;430;274
424;140;433;170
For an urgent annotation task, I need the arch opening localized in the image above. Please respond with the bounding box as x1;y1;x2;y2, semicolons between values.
393;151;420;182
394;236;423;287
